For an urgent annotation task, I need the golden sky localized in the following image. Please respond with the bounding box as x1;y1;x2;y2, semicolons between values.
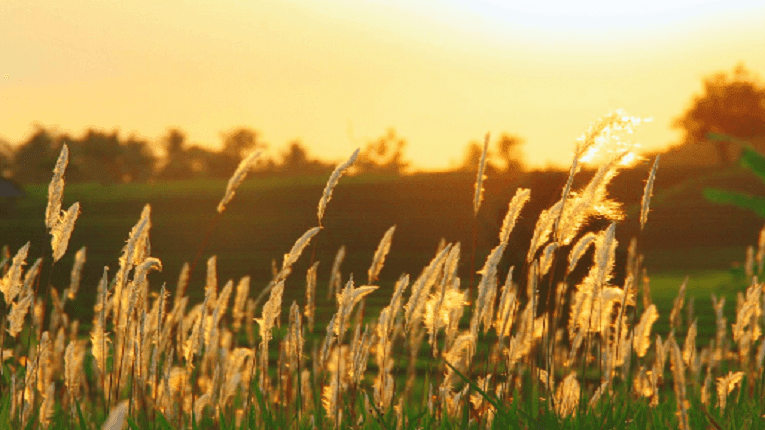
2;1;765;170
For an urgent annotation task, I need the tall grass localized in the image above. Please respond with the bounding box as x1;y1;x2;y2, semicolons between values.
0;111;764;430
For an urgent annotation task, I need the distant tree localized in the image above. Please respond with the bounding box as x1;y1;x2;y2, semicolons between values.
279;140;332;175
41;130;157;184
220;127;266;158
121;134;157;183
674;63;765;166
215;127;268;177
186;145;223;177
356;129;409;175
13;126;61;183
282;141;308;170
0;138;14;178
75;129;123;184
165;129;186;157
457;140;499;174
496;133;525;173
158;128;194;180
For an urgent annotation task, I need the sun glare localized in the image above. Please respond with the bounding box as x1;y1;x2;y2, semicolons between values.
451;0;736;34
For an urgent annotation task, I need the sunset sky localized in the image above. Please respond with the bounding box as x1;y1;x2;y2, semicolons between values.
2;1;765;171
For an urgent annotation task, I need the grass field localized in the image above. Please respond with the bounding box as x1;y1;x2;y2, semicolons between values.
2;115;765;429
5;172;756;341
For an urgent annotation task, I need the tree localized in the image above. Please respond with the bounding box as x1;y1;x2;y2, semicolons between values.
215;127;268;177
279;140;332;175
158;128;194;180
281;141;309;171
356;129;409;174
165;129;186;158
120;134;157;183
220;127;266;158
13;126;61;183
496;133;525;173
0;138;15;178
75;129;123;184
457;140;499;174
674;63;765;166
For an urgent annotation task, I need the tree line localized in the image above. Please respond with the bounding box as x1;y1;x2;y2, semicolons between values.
0;125;526;184
3;63;763;184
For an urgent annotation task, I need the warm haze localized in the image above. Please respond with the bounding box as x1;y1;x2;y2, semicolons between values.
2;0;765;171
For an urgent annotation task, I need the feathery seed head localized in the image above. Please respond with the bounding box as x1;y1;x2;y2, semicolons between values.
1;242;30;305
328;245;346;300
51;202;80;262
67;246;86;300
255;279;284;344
568;232;598;275
368;225;396;284
305;262;319;332
634;304;658;357
334;277;378;337
640;155;660;231
232;276;251;332
7;292;33;337
217;149;262;213
281;227;322;280
499;188;531;245
404;245;451;332
205;256;218;306
318;148;359;226
716;371;744;411
45;144;68;230
473;132;490;216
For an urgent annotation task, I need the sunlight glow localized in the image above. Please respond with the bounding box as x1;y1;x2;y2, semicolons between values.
1;1;764;170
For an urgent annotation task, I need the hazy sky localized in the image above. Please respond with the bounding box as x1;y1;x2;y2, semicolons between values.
2;1;765;170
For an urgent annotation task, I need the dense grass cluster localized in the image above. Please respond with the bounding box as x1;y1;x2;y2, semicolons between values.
1;112;764;429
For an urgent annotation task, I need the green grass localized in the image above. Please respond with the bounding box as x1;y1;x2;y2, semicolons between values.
648;270;740;346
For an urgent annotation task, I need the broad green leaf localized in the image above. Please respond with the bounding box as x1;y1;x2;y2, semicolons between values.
740;146;765;186
703;188;765;218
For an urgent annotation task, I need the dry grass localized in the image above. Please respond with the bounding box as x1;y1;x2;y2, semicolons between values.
0;112;764;429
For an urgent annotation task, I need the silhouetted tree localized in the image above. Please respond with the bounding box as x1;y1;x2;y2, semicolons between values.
0;139;14;178
279;140;332;175
496;133;525;173
282;141;308;169
121;134;157;183
158;129;194;180
36;130;158;184
221;127;264;158
212;127;268;177
187;145;223;177
674;63;765;166
355;129;409;174
13;126;61;183
457;140;499;174
75;129;123;184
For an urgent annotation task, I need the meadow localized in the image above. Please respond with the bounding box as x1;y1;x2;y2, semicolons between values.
1;112;765;429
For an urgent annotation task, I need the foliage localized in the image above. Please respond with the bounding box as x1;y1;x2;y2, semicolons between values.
496;133;525;174
12;126;62;183
704;138;765;217
355;129;410;175
674;63;765;166
458;133;525;174
279;141;333;175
